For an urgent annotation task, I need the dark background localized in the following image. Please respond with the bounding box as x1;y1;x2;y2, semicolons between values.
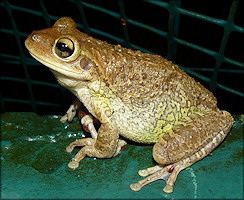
0;0;243;115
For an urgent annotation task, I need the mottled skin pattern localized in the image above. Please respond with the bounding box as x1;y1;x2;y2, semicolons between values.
25;17;234;193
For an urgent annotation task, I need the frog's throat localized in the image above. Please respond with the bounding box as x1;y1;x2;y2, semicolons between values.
29;52;88;80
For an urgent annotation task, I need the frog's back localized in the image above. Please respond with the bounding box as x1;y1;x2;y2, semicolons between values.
89;41;217;110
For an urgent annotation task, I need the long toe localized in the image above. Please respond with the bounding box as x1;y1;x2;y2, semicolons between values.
130;183;142;192
66;145;73;153
68;160;79;169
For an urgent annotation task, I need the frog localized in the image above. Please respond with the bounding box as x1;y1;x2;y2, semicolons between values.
25;17;234;193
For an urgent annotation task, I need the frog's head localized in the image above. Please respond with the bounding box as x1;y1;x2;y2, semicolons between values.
25;17;106;88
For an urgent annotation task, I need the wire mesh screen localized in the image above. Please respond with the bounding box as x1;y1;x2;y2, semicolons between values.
0;0;244;115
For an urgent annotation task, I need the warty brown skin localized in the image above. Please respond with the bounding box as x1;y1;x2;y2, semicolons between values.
25;17;234;193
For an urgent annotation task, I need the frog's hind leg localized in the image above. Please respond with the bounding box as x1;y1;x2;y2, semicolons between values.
130;110;234;193
130;129;228;193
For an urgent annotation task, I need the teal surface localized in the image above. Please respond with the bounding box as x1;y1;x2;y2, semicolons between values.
1;112;243;199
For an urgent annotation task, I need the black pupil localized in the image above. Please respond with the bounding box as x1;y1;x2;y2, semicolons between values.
57;42;69;52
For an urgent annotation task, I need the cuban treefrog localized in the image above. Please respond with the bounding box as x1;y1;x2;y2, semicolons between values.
25;17;234;193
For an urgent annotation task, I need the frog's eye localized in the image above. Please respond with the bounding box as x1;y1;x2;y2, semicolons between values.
54;37;74;58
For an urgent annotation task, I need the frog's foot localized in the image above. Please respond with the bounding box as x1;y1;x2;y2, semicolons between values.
66;137;121;169
66;138;95;153
131;160;189;193
130;164;174;193
66;138;96;169
60;98;81;123
131;157;195;193
80;115;126;157
130;121;231;193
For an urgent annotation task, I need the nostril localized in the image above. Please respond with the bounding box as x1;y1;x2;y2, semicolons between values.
32;34;41;42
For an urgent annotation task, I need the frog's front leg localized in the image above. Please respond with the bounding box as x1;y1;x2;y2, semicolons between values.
130;110;234;193
80;115;99;140
66;96;119;169
67;113;127;158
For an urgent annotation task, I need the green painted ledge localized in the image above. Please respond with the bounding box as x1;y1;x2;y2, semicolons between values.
1;112;243;199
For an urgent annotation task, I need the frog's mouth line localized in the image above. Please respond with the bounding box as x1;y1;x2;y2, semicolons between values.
29;52;86;80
